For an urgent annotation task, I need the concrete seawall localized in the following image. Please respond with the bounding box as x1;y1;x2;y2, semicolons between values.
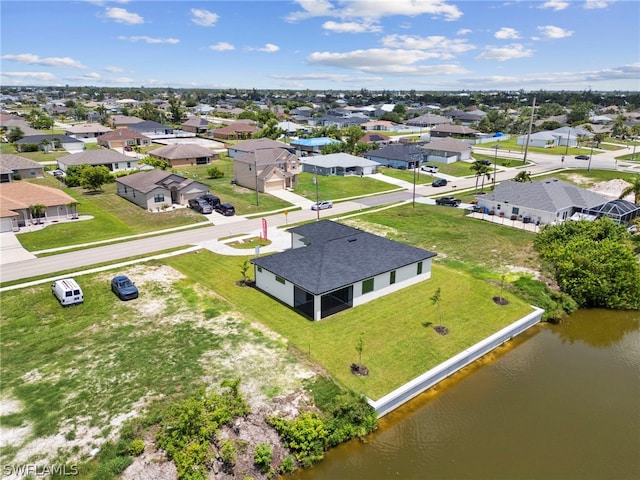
369;306;545;417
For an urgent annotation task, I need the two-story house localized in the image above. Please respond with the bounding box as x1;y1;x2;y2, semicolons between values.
233;146;300;192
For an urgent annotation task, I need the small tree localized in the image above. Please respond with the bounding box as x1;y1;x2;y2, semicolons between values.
79;165;112;191
356;332;364;366
514;170;532;183
207;166;225;179
430;287;442;327
239;259;251;285
7;126;24;143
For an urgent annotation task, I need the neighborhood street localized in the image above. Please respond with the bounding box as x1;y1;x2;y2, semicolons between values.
0;145;636;285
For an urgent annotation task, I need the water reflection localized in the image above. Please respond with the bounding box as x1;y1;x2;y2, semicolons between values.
291;310;640;480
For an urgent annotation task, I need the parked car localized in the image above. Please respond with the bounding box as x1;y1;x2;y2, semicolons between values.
123;145;133;152
479;159;491;165
51;169;65;178
200;194;220;208
214;203;235;216
575;155;590;160
432;178;448;187
111;275;138;301
311;200;333;210
435;196;462;207
51;278;83;306
421;165;439;174
188;198;213;214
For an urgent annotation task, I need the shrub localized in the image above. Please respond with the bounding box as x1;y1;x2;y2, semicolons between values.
279;455;296;474
253;442;273;473
219;439;236;466
129;439;145;456
207;166;225;179
268;412;327;466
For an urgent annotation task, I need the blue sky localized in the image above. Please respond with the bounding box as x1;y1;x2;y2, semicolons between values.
1;0;638;91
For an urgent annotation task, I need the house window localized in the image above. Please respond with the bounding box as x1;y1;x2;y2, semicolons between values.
30;169;35;176
362;278;374;294
154;194;164;203
417;262;423;275
124;186;128;194
275;275;285;284
390;271;396;284
512;207;520;215
257;267;262;273
127;162;131;169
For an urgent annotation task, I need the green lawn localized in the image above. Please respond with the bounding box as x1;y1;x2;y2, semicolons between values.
17;179;208;251
293;171;400;200
164;252;533;400
426;160;479;177
378;166;434;184
471;152;530;167
535;169;640;185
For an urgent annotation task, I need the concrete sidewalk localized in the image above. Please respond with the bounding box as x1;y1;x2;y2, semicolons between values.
268;188;315;208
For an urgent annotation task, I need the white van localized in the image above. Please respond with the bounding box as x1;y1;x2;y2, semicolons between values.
52;278;84;306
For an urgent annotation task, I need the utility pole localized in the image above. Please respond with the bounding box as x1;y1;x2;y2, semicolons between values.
522;96;535;165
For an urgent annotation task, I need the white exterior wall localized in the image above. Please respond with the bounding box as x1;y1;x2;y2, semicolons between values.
254;266;295;307
112;160;139;172
476;198;573;225
352;259;432;308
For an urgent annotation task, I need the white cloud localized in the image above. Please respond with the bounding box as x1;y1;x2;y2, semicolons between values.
112;77;136;84
537;25;573;39
287;0;462;22
1;53;86;69
476;44;534;61
457;28;472;36
1;71;57;81
539;1;569;11
65;72;102;81
495;28;520;40
322;21;382;33
191;8;219;27
584;0;609;9
118;36;180;44
248;43;280;53
270;73;383;83
104;7;143;24
104;65;124;73
209;42;235;52
380;34;475;55
307;48;468;76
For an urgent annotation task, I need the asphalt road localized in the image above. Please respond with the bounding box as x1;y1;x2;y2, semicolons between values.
1;144;634;284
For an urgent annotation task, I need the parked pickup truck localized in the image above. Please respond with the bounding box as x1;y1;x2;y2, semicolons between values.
435;196;462;207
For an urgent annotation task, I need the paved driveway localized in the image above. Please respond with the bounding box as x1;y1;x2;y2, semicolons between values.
0;232;37;264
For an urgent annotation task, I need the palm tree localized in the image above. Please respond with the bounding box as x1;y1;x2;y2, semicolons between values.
29;204;46;224
470;160;491;193
619;175;640;204
514;170;532;183
430;287;442;328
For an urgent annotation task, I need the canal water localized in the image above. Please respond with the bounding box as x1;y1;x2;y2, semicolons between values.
291;309;640;480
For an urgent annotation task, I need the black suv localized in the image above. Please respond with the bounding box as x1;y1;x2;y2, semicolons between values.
215;203;235;216
435;196;461;207
200;194;220;208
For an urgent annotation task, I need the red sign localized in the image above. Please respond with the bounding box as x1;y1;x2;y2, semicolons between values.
262;218;267;241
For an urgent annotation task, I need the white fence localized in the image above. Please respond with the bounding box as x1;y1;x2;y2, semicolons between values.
368;306;545;417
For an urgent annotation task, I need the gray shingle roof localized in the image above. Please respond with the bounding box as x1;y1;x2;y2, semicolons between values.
0;154;43;170
252;220;435;295
150;144;214;160
57;149;132;166
115;169;207;193
301;153;380;168
484;178;608;213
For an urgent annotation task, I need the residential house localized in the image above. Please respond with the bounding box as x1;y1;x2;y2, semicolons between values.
418;138;472;164
429;124;479;141
307;115;368;129
476;178;610;225
358;131;391;146
115;169;210;210
234;147;300;192
0;154;45;182
97;128;152;149
581;199;640;224
57;149;139;173
127;120;176;139
516;131;562;148
290;137;343;156
211;121;259;140
64;123;113;139
363;142;425;169
361;120;397;132
0;113;40;136
276;121;310;136
405;114;452;127
149;144;217;167
109;115;145;129
0;182;77;232
444;109;486;125
181;116;210;134
251;220;436;320
227;138;292;159
14;134;84;153
301;153;380;176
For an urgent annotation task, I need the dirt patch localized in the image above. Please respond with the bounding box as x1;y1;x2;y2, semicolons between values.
342;218;399;238
590;179;633;199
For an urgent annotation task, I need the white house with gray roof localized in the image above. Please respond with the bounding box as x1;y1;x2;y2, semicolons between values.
251;220;436;320
0;154;44;182
301;153;380;176
57;149;139;173
476;178;609;225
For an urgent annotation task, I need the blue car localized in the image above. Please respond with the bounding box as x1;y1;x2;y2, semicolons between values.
111;275;139;301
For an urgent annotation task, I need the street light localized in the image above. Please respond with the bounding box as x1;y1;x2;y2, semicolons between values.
564;128;571;155
587;142;594;172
